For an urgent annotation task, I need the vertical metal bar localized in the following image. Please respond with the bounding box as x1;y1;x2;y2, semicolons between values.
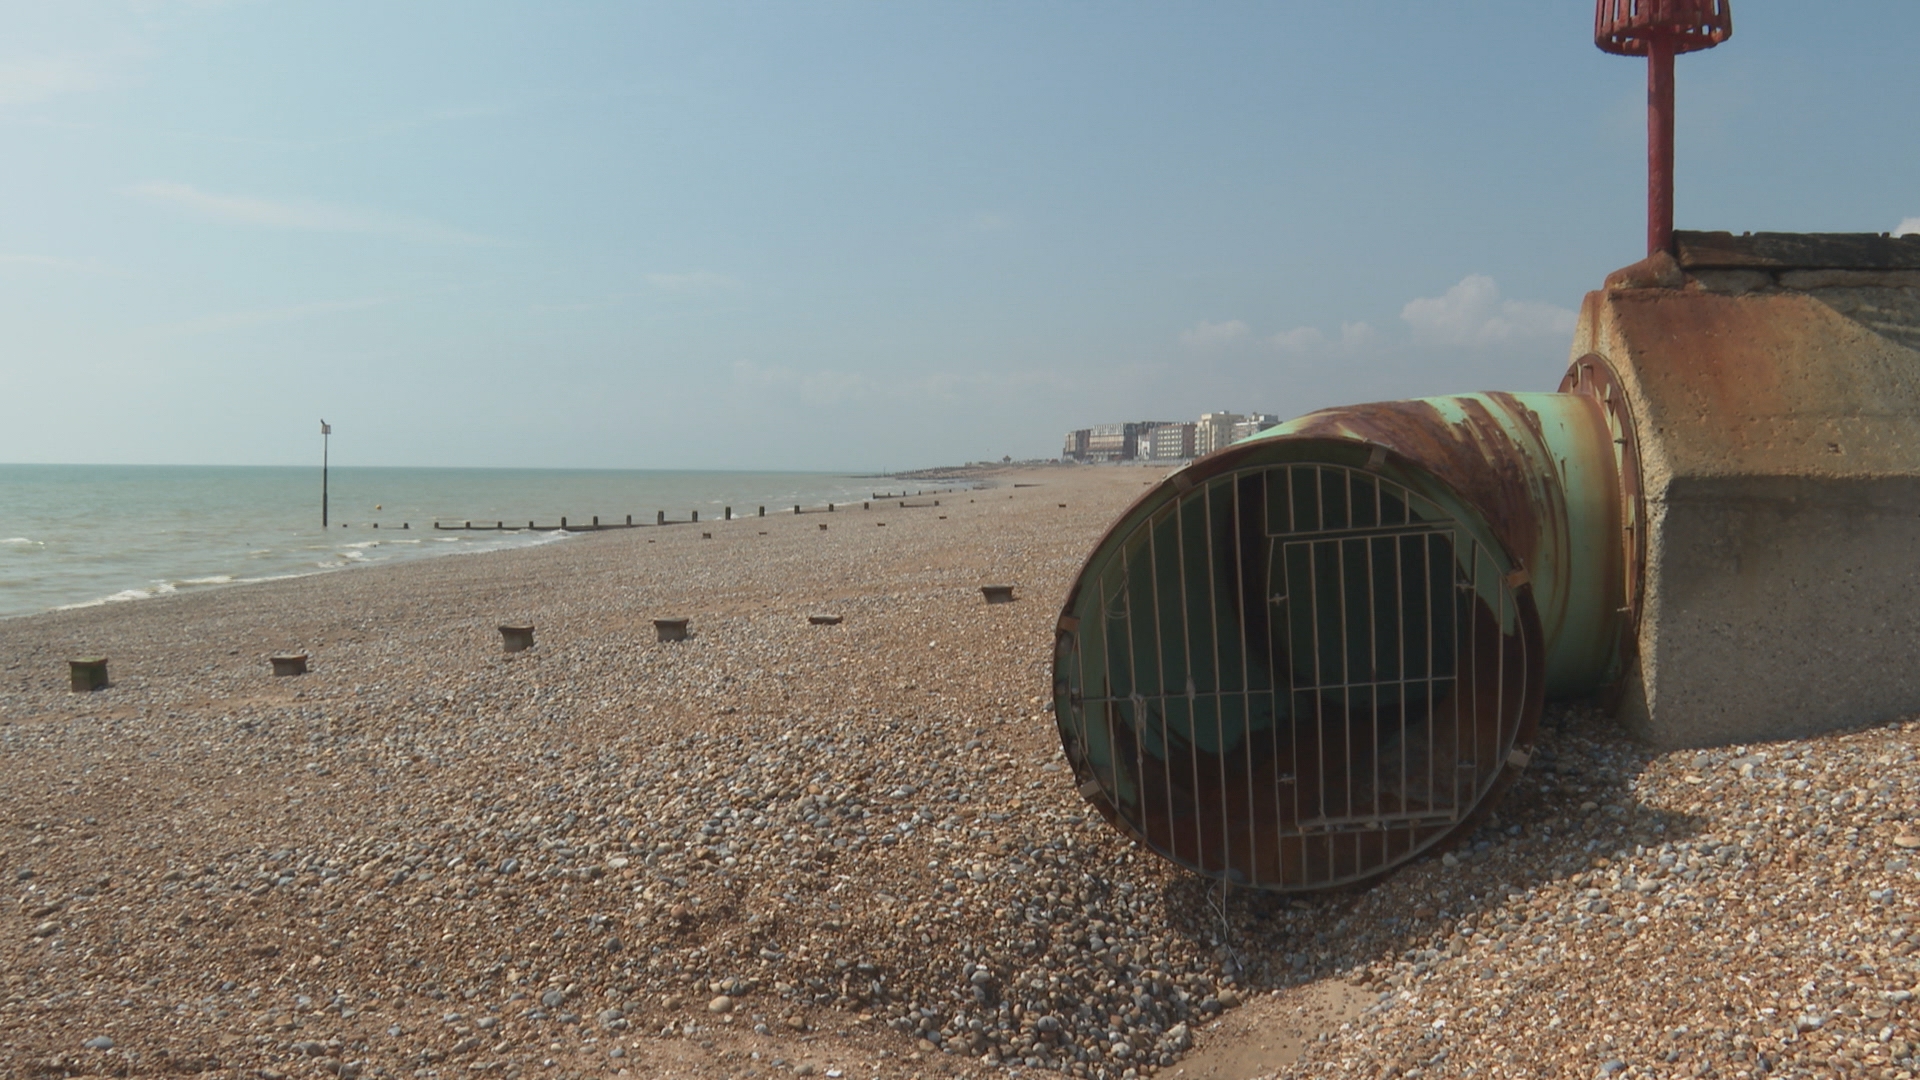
1647;33;1676;256
1471;547;1488;798
1417;527;1433;823
1292;470;1313;876
1216;476;1239;877
1351;470;1367;876
1073;579;1095;787
1143;510;1170;858
1088;565;1115;812
1372;476;1384;850
1197;481;1221;869
1283;541;1305;857
1266;471;1291;885
1343;471;1360;874
1459;538;1479;813
1334;501;1352;830
1113;537;1142;831
1393;508;1409;831
1286;465;1299;847
1308;470;1327;829
1434;532;1448;816
1492;549;1508;799
1167;484;1198;868
1168;490;1193;872
1287;465;1297;533
1516;560;1530;787
1233;470;1261;885
1365;496;1380;830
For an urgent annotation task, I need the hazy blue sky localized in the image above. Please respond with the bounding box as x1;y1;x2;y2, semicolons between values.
3;2;1915;471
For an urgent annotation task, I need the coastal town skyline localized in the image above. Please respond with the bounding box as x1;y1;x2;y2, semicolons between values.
1060;411;1280;463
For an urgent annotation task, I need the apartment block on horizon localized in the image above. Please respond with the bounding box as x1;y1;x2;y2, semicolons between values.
1229;413;1281;444
1082;422;1138;462
1195;412;1242;457
1147;421;1196;460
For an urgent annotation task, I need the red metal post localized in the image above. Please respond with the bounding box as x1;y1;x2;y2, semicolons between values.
1647;34;1676;256
1595;0;1732;257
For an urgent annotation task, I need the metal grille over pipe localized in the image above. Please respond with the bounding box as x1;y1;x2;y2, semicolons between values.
1056;458;1540;891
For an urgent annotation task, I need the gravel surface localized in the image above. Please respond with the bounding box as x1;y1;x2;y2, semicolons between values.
4;463;1916;1080
1256;704;1920;1080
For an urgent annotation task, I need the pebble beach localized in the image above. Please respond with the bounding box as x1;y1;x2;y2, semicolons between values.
3;464;1918;1080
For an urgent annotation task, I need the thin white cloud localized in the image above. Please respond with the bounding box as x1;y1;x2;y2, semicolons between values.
1338;321;1379;349
1189;278;1556;365
126;182;491;244
1897;217;1920;238
1400;274;1575;347
1267;326;1325;351
0;53;117;107
1180;319;1251;348
643;270;739;293
147;297;390;338
1266;322;1374;353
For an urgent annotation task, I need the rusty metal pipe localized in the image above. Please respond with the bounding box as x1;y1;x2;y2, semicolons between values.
1053;391;1627;893
1252;393;1625;695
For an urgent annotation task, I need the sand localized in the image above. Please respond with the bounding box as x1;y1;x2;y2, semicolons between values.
3;462;1918;1080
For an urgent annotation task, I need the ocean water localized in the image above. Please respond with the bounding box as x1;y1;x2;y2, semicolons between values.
0;465;918;619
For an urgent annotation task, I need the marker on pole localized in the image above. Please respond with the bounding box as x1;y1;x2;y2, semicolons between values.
1593;0;1732;255
321;420;332;528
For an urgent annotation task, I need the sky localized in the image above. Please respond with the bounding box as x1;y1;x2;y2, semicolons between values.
2;1;1916;472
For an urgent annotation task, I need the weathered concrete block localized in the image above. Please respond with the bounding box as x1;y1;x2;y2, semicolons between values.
1572;233;1920;748
1630;475;1920;746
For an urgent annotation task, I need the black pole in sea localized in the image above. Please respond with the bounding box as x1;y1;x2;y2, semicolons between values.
321;419;331;528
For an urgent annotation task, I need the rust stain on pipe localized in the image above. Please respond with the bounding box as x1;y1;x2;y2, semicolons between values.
1267;394;1624;689
1279;397;1553;576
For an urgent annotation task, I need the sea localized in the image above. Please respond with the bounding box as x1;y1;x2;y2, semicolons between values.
0;465;932;620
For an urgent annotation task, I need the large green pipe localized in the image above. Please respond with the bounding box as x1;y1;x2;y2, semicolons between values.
1051;390;1625;892
1249;392;1624;695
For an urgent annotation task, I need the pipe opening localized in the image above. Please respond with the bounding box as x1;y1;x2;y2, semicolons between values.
1057;457;1540;892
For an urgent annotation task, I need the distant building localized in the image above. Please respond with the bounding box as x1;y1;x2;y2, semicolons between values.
1084;422;1140;462
1229;414;1280;444
1195;412;1244;457
1065;413;1271;462
1147;422;1196;460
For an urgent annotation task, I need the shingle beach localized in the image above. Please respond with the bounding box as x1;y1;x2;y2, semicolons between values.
3;465;1917;1080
